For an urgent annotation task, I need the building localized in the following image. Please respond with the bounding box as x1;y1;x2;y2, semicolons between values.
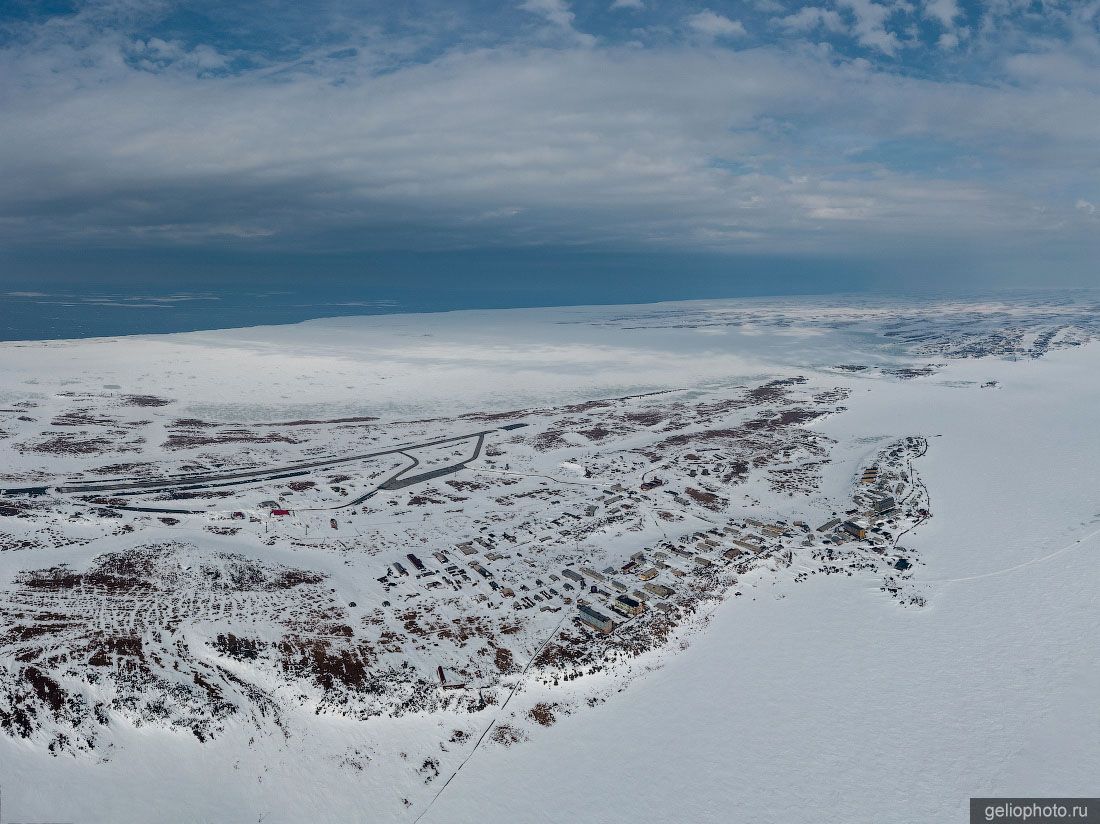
693;556;713;568
406;553;426;571
841;520;868;539
872;495;897;514
437;666;466;689
562;568;585;585
638;567;659;581
580;567;605;582
611;594;644;618
643;583;673;598
457;543;478;556
577;604;615;634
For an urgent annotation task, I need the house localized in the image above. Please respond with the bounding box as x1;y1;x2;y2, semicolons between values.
841;520;868;539
580;567;605;582
610;579;628;593
577;604;615;634
393;562;408;577
437;666;466;690
271;509;291;516
610;594;644;618
872;495;897;514
562;568;585;585
638;567;659;581
693;556;713;568
643;583;673;598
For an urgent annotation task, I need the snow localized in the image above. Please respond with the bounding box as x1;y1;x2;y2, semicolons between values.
420;346;1100;824
0;294;1098;823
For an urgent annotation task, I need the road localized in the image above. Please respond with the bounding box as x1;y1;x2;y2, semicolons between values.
1;425;521;513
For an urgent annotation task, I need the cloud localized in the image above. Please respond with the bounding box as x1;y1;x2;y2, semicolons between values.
1077;199;1097;215
610;0;644;9
923;0;961;29
778;6;846;34
130;37;232;73
835;0;902;54
686;10;748;39
520;0;576;29
519;0;597;45
0;0;1099;282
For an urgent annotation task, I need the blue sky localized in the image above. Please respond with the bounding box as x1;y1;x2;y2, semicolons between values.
0;0;1098;299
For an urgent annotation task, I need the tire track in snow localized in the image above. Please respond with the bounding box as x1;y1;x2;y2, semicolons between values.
926;524;1100;585
413;610;571;824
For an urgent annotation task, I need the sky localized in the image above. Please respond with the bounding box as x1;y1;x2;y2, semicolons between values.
0;0;1098;301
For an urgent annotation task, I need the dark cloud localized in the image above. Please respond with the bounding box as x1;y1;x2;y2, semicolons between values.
0;0;1098;287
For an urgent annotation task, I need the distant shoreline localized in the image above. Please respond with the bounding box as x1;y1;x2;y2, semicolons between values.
1;286;1094;344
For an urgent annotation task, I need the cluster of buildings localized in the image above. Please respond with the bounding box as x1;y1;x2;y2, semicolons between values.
569;519;789;636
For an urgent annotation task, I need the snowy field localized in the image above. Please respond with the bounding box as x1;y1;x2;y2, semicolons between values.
0;294;1097;823
422;349;1100;824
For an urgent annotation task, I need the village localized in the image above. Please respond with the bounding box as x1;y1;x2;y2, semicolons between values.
0;368;937;751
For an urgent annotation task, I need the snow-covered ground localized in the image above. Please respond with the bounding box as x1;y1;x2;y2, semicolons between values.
420;348;1100;824
0;294;1097;823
